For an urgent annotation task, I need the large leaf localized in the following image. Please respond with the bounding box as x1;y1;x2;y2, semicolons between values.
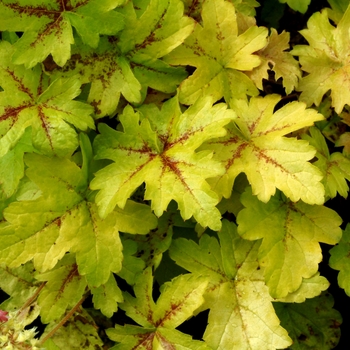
169;220;293;350
0;0;125;67
164;0;268;105
291;5;350;113
106;267;210;349
0;153;157;288
237;187;342;298
0;41;94;158
91;95;235;231
205;94;325;204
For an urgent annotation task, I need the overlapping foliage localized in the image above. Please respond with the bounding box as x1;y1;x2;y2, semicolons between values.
0;0;349;349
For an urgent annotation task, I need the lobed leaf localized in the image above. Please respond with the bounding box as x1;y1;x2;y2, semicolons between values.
237;187;342;298
170;220;293;350
292;5;350;113
35;254;87;323
107;267;210;349
91;95;235;230
0;153;157;288
164;0;268;105
0;0;125;68
206;94;325;204
0;41;94;158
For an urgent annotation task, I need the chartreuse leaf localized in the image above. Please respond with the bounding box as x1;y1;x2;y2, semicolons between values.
291;5;350;113
91;95;235;231
205;94;325;205
0;262;39;310
0;41;94;158
117;239;146;286
275;273;329;303
274;292;342;349
248;29;301;94
35;253;87;323
329;223;350;296
0;152;157;289
0;0;125;68
42;308;103;349
237;187;342;298
169;220;293;350
46;36;142;117
46;0;194;116
0;128;33;198
106;267;210;349
164;0;268;105
91;273;123;318
303;127;350;199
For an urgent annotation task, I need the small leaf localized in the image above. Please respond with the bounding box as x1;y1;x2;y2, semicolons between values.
303;127;350;199
91;274;123;318
329;223;350;296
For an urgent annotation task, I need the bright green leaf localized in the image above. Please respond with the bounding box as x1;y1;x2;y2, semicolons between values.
91;95;235;231
91;273;123;318
206;94;325;205
237;187;342;298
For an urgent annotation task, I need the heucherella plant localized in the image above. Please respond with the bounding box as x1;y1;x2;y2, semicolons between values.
0;0;349;348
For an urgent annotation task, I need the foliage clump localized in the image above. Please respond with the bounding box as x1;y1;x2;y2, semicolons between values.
0;0;349;348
